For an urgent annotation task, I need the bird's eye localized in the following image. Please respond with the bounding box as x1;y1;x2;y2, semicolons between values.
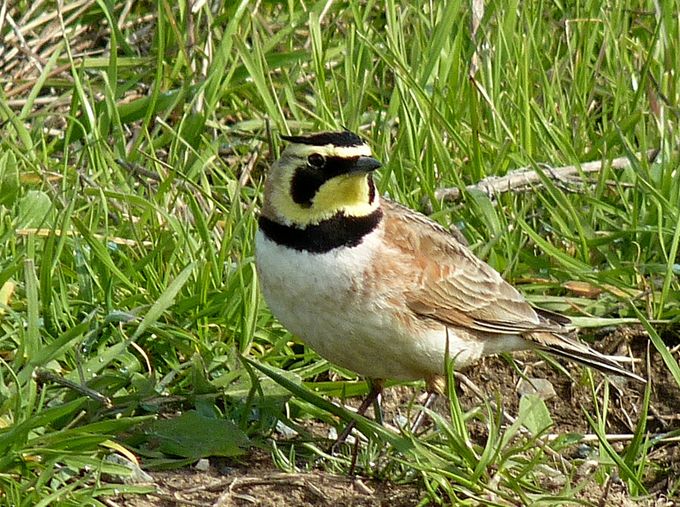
307;153;325;168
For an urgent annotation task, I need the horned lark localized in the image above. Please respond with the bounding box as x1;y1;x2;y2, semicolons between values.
255;131;644;403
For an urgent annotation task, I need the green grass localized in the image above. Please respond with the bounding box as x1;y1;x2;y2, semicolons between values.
1;0;679;504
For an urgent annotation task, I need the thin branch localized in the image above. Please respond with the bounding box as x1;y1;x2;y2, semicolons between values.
433;149;659;203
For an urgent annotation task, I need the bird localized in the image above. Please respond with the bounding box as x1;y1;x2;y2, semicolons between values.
254;130;644;426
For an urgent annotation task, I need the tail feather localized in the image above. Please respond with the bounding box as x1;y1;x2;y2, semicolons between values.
531;332;645;383
534;306;574;327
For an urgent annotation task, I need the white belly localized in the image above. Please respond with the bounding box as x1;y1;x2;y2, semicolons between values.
255;229;487;380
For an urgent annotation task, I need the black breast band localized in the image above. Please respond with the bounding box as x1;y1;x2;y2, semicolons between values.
258;209;383;253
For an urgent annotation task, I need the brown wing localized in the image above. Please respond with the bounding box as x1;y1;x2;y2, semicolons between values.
382;199;566;335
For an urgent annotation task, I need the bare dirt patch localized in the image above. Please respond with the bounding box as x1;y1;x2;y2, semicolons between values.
117;450;420;506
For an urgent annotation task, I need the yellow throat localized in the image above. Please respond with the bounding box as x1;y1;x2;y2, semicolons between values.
262;132;382;227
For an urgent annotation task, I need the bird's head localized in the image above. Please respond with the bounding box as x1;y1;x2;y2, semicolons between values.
262;131;382;226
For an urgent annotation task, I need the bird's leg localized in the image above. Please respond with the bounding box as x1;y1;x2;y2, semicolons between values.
408;375;446;434
332;378;384;449
372;382;384;426
409;390;438;435
348;437;361;476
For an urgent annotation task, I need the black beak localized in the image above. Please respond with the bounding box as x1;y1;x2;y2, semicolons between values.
350;156;382;173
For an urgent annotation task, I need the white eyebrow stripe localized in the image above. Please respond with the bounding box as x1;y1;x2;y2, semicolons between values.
284;144;373;158
327;145;373;157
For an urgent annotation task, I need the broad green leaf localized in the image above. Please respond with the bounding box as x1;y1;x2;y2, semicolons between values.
518;394;553;436
143;411;249;459
16;190;53;229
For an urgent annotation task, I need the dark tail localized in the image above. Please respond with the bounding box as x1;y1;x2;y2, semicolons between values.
532;332;646;383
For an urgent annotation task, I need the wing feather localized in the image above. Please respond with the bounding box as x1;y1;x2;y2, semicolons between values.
378;200;643;382
382;199;563;335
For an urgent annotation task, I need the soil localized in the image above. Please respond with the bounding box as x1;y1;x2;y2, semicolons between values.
117;451;421;507
116;327;679;506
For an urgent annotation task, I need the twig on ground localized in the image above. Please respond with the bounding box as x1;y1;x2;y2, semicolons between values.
151;493;210;507
209;473;334;507
431;149;659;204
33;369;112;407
